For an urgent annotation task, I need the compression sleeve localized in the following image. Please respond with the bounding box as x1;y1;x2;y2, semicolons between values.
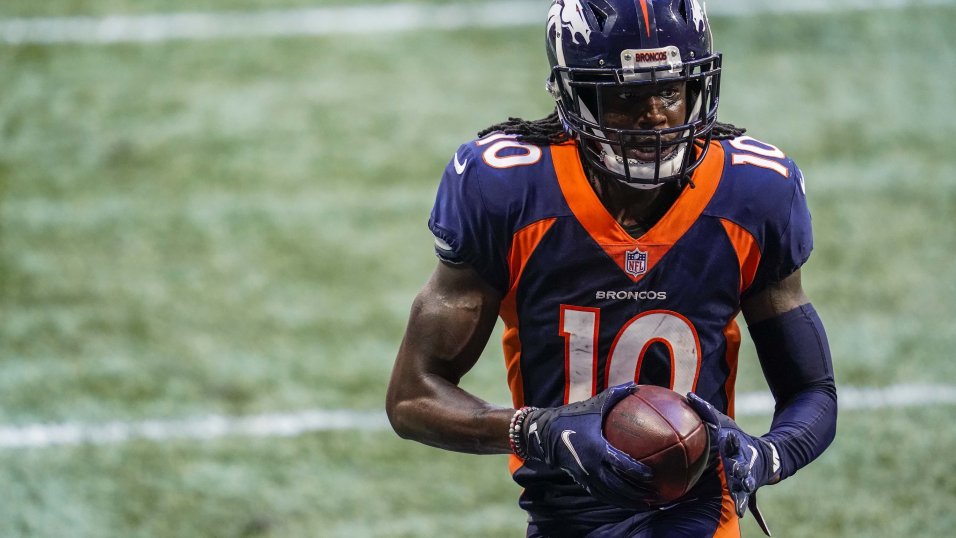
749;304;838;482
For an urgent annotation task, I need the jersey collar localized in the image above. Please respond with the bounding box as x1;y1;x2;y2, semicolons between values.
551;141;725;282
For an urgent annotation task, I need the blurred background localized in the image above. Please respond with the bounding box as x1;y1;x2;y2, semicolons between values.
1;1;954;536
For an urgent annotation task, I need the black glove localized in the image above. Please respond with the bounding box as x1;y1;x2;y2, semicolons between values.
518;383;656;508
687;392;778;536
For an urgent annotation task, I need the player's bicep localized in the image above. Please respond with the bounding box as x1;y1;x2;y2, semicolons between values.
392;261;501;388
741;269;809;325
387;262;514;453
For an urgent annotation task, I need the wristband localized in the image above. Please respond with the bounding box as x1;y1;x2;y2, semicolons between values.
508;406;537;459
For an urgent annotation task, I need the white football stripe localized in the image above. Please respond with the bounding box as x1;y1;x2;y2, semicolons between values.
0;384;954;449
0;0;953;45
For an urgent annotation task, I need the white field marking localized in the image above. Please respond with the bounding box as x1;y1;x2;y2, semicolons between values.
0;2;540;45
735;383;956;415
0;409;389;449
0;0;953;45
1;384;955;449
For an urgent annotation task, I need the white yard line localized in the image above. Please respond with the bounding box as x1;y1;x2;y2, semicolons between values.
1;383;954;449
0;0;953;45
0;409;390;449
0;2;538;45
703;0;954;15
734;383;956;414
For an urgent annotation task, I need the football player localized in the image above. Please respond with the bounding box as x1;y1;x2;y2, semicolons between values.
386;0;837;536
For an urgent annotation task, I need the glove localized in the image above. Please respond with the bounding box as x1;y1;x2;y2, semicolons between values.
686;392;778;536
519;383;656;508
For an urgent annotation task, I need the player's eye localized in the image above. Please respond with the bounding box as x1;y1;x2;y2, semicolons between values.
659;86;680;100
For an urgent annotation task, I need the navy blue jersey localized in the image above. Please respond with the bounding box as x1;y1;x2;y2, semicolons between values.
428;133;812;525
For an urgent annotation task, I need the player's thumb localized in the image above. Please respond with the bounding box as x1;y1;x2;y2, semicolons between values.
685;392;719;428
601;382;638;413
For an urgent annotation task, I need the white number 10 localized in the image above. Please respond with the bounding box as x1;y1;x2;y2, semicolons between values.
560;306;702;403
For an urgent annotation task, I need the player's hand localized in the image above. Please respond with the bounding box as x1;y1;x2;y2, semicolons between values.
520;383;655;508
686;392;777;535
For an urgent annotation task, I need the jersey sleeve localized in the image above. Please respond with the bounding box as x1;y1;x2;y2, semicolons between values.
428;143;511;294
747;161;814;297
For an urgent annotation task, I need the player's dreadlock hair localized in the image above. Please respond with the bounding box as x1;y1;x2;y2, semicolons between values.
477;110;572;146
477;108;746;147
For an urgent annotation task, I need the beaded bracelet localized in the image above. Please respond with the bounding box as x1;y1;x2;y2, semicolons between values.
508;406;538;459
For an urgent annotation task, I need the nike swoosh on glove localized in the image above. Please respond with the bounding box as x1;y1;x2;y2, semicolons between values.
686;392;778;536
522;383;656;508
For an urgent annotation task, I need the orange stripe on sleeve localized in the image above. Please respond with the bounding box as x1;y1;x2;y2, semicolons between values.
719;218;761;294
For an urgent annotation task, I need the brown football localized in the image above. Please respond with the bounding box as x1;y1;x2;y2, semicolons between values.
602;385;710;504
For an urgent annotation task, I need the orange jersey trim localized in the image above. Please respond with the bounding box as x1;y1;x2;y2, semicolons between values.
720;218;762;294
500;217;557;412
503;218;556;475
721;318;741;420
508;453;524;475
551;142;726;283
714;458;742;538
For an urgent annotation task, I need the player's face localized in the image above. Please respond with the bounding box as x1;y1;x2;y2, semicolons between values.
600;81;688;162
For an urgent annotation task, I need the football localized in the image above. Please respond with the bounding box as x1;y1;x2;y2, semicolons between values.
602;385;710;504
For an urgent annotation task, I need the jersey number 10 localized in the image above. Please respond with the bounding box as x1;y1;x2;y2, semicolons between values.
560;306;702;404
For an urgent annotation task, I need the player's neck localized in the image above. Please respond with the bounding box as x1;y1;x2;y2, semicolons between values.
585;167;682;238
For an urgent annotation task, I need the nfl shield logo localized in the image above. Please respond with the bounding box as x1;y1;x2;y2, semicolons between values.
624;248;648;277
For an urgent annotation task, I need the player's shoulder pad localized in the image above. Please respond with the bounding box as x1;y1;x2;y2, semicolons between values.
716;136;806;207
455;132;550;176
441;132;553;213
720;136;802;187
712;136;813;294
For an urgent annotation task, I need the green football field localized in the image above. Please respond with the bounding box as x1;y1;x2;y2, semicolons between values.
1;1;954;536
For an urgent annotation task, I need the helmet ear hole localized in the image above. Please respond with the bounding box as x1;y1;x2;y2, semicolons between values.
588;2;610;31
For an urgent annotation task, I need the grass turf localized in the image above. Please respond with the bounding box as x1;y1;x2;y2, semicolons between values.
0;3;954;536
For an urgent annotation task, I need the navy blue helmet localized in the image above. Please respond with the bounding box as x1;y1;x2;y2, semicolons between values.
546;0;721;187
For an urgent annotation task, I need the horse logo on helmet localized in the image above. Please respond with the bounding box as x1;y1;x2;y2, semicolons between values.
547;0;593;46
690;0;707;32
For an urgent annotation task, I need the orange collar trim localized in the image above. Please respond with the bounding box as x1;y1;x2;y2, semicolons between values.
551;142;726;282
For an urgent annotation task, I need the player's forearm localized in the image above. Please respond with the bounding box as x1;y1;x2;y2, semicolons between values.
386;261;509;454
387;374;514;455
749;303;838;482
761;380;837;482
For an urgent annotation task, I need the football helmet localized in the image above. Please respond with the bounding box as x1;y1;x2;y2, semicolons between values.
546;0;721;187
